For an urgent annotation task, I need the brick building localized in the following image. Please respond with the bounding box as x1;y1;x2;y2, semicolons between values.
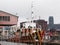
34;19;47;30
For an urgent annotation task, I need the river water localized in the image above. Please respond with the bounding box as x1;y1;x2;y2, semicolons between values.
0;41;60;45
0;41;27;45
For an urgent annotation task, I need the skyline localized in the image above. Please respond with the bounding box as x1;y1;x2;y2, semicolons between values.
0;0;60;25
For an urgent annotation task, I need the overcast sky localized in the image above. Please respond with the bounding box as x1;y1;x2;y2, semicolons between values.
0;0;60;25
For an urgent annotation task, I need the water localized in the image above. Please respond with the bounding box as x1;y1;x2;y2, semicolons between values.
0;41;27;45
0;41;60;45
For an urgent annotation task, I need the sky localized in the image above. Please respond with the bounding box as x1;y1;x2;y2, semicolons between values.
0;0;60;26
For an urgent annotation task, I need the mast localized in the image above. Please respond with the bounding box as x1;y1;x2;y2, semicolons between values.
31;1;34;23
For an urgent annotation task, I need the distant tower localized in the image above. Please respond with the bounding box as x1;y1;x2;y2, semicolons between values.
49;16;54;25
49;16;54;29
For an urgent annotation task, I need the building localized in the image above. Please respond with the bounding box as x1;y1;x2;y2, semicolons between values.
54;24;60;29
34;19;47;30
0;10;18;39
49;16;54;25
48;16;54;29
48;16;60;30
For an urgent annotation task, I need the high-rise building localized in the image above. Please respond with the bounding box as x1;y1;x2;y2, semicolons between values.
49;16;54;29
49;16;54;25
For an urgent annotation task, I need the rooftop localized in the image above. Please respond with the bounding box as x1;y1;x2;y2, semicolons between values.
0;10;18;18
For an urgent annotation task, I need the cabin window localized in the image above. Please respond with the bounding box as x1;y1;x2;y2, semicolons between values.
0;16;3;21
4;26;11;30
0;16;10;21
